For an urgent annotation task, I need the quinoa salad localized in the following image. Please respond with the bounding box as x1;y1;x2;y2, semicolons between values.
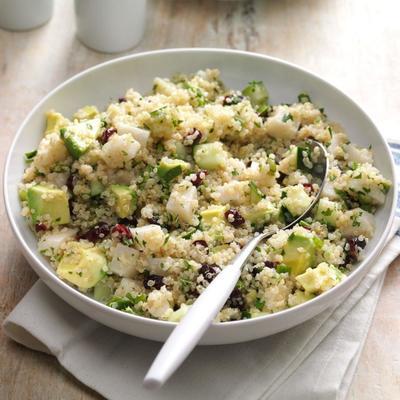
19;69;392;322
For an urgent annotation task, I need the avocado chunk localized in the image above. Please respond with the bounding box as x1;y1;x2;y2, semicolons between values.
157;157;191;183
193;142;227;170
110;184;137;218
73;105;99;121
57;242;107;290
296;262;345;294
282;232;316;276
27;184;70;225
61;118;101;159
45;110;68;135
200;205;227;227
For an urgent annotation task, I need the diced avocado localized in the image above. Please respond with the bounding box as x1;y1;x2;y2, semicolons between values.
157;157;191;183
200;205;227;226
110;184;137;218
90;180;104;197
61;118;101;159
296;262;345;294
249;181;264;204
315;198;341;228
242;81;269;111
19;187;28;202
268;157;277;173
73;105;99;121
45;110;68;135
288;290;315;307
282;232;316;276
193;142;227;170
27;184;70;225
57;242;107;290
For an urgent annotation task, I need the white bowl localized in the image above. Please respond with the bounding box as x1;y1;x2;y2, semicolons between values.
4;49;397;345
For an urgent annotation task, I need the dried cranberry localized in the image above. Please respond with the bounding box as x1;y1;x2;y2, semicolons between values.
99;127;117;145
193;240;208;254
118;97;127;103
199;264;219;282
78;222;110;243
277;172;288;185
302;183;313;191
66;174;78;193
35;223;48;232
344;237;366;265
68;198;74;215
190;170;207;187
147;217;161;226
226;288;245;310
118;216;137;227
111;224;132;239
183;128;202;146
224;208;245;228
144;274;164;290
264;260;278;269
222;94;243;106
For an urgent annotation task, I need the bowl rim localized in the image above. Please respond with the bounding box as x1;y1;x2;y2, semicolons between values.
4;47;398;331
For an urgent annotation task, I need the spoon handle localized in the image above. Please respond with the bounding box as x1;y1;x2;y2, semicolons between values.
143;233;265;389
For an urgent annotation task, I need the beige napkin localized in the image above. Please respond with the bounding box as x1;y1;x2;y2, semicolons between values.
4;218;399;400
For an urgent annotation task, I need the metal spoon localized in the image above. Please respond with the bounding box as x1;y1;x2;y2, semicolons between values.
144;139;329;389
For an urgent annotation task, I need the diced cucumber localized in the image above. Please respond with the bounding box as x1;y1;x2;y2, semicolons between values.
193;142;227;170
249;181;264;204
242;81;269;111
90;180;104;197
298;93;312;104
93;278;113;302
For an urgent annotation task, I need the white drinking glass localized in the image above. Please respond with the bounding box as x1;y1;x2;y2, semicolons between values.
0;0;53;31
74;0;147;53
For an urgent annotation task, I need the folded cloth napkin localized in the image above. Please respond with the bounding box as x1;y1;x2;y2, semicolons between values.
3;141;400;400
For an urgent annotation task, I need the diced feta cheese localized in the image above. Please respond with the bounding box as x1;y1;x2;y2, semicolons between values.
130;225;165;252
338;208;375;238
109;243;139;278
101;134;140;168
211;180;249;205
146;286;173;319
265;105;299;140
166;182;199;225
